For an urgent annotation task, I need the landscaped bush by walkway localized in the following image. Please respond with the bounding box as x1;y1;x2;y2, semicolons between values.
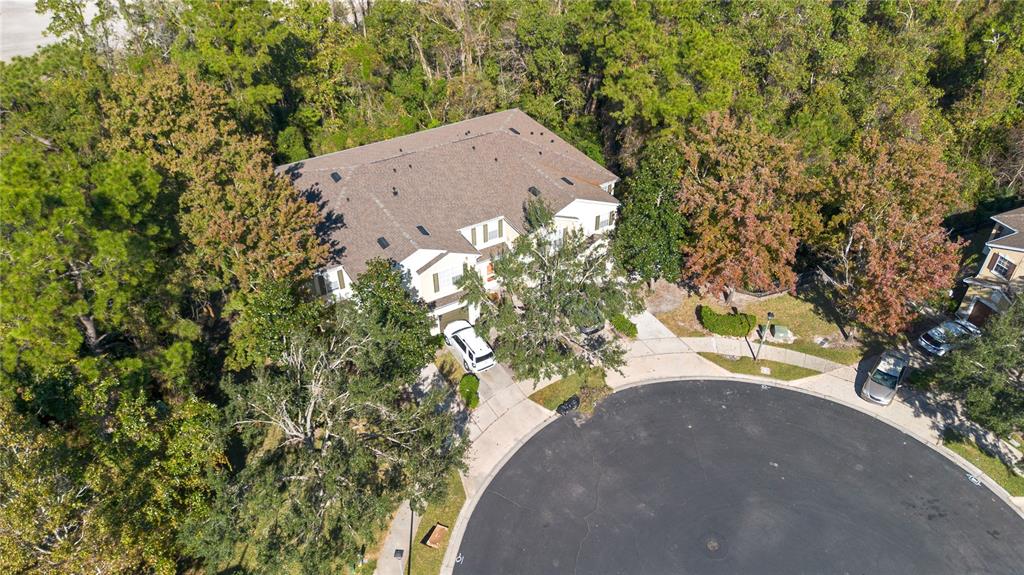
610;314;638;338
698;306;756;337
459;374;480;409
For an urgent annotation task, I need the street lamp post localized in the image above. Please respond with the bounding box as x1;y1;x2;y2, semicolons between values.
755;311;775;361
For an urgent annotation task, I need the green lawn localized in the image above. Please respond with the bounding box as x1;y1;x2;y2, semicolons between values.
656;294;864;365
409;470;467;575
434;350;465;384
529;368;611;414
766;339;863;365
698;352;821;381
943;431;1024;497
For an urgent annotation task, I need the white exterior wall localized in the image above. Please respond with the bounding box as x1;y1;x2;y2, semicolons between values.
415;251;479;303
555;198;619;236
458;216;517;249
319;265;354;300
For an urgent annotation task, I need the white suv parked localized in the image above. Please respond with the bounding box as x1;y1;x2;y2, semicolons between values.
443;320;496;373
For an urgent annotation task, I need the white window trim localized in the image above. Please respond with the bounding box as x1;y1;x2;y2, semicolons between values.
437;266;463;291
992;254;1012;279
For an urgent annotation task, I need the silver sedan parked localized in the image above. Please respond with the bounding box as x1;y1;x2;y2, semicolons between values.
860;351;910;406
918;319;980;356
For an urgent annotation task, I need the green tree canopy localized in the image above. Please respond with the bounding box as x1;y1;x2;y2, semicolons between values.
185;304;464;573
613;139;687;283
460;199;641;381
931;299;1024;436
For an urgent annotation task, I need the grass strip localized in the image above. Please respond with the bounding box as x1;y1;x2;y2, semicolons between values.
943;431;1024;497
698;352;820;381
409;470;467;575
529;368;611;415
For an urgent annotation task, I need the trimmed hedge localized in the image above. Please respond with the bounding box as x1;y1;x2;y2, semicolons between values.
698;306;756;337
610;314;638;338
459;374;480;409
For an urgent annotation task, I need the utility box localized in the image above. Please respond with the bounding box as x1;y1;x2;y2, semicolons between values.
424;523;450;549
771;325;792;341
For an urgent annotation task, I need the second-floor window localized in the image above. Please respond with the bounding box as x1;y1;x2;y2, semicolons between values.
595;211;614;230
475;219;503;245
991;254;1015;279
434;265;463;292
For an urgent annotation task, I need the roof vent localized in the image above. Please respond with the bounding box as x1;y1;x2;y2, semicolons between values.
494;157;498;162
392;167;397;172
550;139;555;143
561;177;574;186
377;237;390;249
472;145;476;150
528;186;541;197
392;186;398;196
509;127;520;134
330;172;342;183
416;225;430;236
538;151;543;155
465;130;471;135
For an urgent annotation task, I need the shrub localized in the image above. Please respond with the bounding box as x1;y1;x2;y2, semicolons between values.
698;306;756;337
610;314;638;338
459;374;480;409
427;334;445;350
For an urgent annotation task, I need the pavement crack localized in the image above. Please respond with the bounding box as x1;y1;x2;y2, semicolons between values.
572;516;593;575
490;490;541;514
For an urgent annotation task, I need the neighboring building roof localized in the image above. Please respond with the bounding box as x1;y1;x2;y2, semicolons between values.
988;205;1024;252
278;109;619;276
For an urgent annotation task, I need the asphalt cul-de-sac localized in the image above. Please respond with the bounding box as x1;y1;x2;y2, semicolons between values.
453;380;1024;575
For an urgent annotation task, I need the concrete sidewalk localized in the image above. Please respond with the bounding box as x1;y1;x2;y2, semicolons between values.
381;312;1023;575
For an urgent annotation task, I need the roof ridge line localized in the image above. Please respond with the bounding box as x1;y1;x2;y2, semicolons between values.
276;109;523;171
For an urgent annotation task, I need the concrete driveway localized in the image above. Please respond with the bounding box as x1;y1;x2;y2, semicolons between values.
476;363;517;403
454;380;1024;575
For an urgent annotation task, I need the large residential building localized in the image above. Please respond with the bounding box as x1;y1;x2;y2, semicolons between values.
956;205;1024;326
279;109;620;333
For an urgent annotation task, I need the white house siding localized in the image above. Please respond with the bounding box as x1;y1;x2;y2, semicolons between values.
415;251;479;303
555;198;619;236
318;265;354;300
458;216;519;250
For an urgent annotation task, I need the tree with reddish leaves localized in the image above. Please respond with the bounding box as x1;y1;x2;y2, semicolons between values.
818;132;964;335
678;112;820;296
103;64;327;295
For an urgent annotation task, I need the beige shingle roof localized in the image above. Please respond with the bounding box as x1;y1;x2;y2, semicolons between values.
989;205;1024;252
279;109;619;276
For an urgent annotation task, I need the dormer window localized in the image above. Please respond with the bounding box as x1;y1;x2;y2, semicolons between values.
485;220;501;242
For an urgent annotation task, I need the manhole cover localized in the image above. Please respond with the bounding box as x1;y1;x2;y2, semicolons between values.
700;532;727;558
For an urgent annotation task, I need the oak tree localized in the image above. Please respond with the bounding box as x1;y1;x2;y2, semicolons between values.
677;112;820;295
818;133;964;335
